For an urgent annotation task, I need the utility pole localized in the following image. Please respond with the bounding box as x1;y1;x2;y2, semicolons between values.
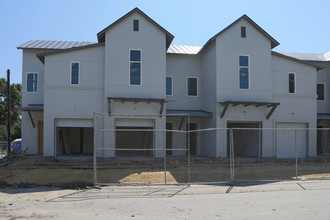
7;69;11;154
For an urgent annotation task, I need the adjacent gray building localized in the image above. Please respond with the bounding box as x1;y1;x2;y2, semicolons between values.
18;8;329;158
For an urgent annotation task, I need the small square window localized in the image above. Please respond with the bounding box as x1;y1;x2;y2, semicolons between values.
241;26;246;38
133;20;139;31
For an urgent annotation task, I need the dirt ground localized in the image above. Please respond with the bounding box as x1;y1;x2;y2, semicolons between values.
1;155;330;188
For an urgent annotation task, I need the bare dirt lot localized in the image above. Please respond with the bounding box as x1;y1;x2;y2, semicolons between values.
1;155;330;187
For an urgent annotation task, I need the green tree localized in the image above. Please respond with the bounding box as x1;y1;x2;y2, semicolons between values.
0;77;22;141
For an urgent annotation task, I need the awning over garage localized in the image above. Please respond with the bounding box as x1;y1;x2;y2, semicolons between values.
107;97;166;117
217;101;280;120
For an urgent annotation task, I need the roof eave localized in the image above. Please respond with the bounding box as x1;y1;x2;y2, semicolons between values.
272;51;326;71
36;43;105;63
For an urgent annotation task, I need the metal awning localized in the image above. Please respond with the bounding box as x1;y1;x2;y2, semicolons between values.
217;101;280;120
167;110;212;130
166;110;213;118
107;97;166;117
318;114;330;120
20;104;44;128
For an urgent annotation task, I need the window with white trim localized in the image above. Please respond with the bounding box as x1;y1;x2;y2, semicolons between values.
130;50;142;85
71;62;79;85
27;73;38;93
289;72;295;93
239;55;249;89
166;76;173;96
187;77;197;96
317;83;325;100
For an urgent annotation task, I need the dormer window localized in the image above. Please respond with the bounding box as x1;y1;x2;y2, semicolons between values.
133;20;139;31
241;26;246;38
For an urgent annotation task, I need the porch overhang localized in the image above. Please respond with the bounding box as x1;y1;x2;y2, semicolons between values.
20;104;44;128
107;97;167;117
317;114;330;120
217;101;280;120
167;109;213;130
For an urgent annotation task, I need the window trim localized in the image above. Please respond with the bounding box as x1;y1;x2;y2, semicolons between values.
238;54;250;90
26;72;38;93
186;76;198;97
70;61;80;85
166;76;173;96
129;49;142;86
288;72;296;94
317;82;326;101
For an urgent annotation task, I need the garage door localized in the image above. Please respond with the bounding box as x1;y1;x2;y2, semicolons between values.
276;123;307;158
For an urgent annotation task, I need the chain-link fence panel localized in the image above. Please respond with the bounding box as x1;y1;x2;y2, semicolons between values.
296;129;330;180
189;129;231;183
231;128;298;181
93;112;330;185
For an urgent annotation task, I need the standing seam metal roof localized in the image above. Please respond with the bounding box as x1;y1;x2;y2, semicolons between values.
17;40;97;49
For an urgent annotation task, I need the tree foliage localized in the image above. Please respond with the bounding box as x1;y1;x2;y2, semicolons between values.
0;77;22;141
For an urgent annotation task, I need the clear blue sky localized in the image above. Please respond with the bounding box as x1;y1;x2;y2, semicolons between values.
1;0;329;84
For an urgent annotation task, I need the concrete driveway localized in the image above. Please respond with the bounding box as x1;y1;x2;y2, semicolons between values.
1;180;330;219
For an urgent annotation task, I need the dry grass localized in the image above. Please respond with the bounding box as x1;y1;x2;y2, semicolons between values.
1;155;330;187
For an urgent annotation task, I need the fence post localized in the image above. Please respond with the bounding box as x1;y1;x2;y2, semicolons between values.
187;115;191;184
164;130;167;185
295;129;298;180
93;113;97;186
230;128;235;183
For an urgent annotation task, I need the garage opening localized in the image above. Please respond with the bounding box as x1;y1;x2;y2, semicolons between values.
116;126;154;157
227;122;261;158
56;127;93;156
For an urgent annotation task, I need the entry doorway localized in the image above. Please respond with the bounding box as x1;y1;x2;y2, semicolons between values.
166;123;173;155
186;123;198;156
38;121;44;155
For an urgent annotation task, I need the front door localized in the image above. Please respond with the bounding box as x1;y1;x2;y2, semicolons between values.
38;121;44;155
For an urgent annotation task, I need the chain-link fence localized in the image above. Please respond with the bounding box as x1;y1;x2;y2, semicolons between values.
93;114;330;185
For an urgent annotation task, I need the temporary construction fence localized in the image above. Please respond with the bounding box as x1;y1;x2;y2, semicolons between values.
93;116;330;185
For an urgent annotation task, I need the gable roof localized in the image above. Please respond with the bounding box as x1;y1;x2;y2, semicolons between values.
199;14;280;54
97;7;174;49
272;51;325;71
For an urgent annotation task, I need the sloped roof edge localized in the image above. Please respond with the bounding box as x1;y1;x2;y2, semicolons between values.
97;7;174;49
36;43;105;63
272;51;325;71
199;14;280;54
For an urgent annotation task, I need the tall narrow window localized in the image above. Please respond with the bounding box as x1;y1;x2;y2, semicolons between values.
130;50;141;85
133;20;139;31
239;55;249;89
187;77;198;96
317;83;325;100
27;73;38;93
241;26;246;38
166;76;173;96
289;73;295;93
71;62;79;85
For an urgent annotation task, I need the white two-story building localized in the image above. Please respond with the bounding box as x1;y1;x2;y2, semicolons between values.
18;8;328;159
